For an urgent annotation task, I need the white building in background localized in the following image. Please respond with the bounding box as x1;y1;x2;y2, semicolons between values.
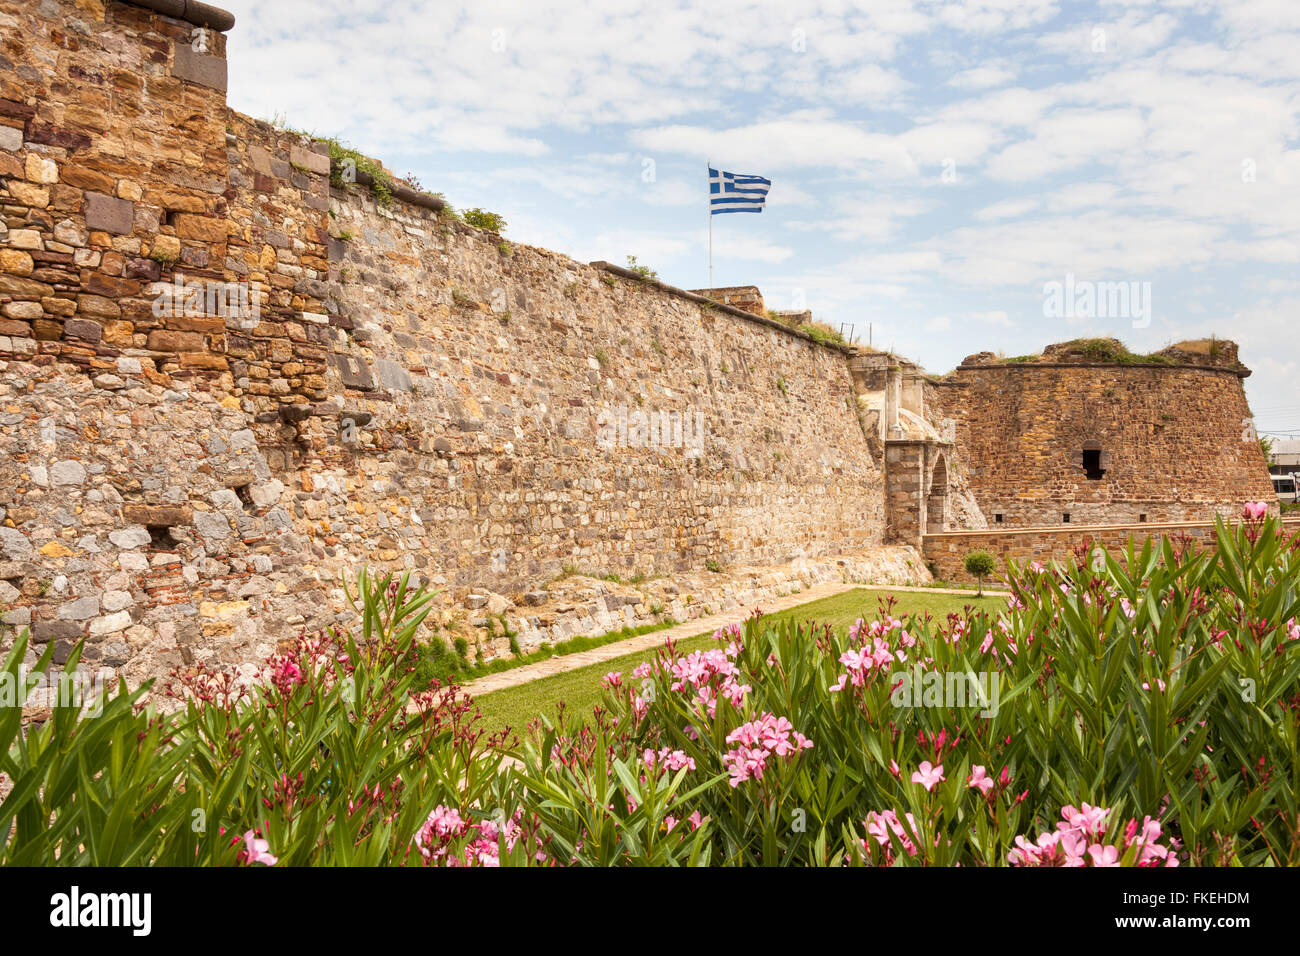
1267;439;1300;503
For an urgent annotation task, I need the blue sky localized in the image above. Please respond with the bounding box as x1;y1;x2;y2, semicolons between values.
219;0;1300;436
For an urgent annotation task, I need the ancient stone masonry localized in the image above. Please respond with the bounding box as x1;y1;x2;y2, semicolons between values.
320;185;885;592
0;0;903;683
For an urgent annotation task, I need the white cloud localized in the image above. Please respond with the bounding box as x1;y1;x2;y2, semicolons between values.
947;64;1018;89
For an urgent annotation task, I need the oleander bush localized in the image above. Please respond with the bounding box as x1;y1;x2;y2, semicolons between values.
2;509;1298;866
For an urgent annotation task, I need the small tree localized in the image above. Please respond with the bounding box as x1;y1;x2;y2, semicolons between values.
964;550;996;596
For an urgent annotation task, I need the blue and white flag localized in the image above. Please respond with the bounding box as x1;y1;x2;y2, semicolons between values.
709;167;771;214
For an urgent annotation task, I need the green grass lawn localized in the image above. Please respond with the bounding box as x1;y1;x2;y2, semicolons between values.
473;587;1006;738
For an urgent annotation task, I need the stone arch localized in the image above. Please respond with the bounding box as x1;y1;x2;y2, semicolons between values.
926;452;949;533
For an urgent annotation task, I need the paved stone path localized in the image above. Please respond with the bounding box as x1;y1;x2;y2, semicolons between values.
461;582;1008;697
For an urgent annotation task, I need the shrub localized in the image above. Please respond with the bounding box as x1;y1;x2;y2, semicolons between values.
7;511;1299;866
577;512;1300;865
1;570;513;865
463;208;507;232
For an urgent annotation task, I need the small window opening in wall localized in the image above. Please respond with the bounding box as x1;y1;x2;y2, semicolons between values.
1063;513;1071;523
1082;447;1106;480
1139;514;1147;523
234;484;255;511
994;514;1004;524
147;525;177;549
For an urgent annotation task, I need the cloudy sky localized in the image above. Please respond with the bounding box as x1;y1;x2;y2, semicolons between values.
218;0;1300;436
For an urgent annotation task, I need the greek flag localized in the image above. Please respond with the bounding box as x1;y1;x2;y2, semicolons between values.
710;167;771;214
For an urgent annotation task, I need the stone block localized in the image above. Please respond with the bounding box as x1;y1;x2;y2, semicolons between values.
84;192;135;235
172;43;228;92
122;503;193;527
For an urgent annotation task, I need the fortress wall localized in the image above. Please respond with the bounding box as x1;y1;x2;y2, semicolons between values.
309;178;885;593
929;363;1276;527
0;0;890;681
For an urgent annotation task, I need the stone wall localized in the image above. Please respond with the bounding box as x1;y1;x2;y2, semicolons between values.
923;518;1300;584
929;350;1275;527
0;0;894;682
320;181;885;594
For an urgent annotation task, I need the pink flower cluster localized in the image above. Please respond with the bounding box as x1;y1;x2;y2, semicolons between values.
414;804;529;867
711;622;744;657
1009;804;1179;867
668;649;752;719
643;747;696;772
722;713;813;787
267;656;304;697
863;808;920;858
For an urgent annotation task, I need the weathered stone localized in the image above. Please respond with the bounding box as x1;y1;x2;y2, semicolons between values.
0;528;32;561
102;590;135;613
107;527;151;549
53;219;87;246
49;460;86;485
89;611;132;636
173;214;226;241
376;359;412;392
0;249;34;275
150;234;181;260
122;503;192;526
84;192;135;235
24;154;58;184
194;511;232;539
172;43;228;92
2;301;43;320
76;294;121;319
8;229;43;250
8;181;49;207
58;595;100;621
32;620;83;644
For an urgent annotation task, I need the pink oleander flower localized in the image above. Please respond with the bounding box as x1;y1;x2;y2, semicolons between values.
1010;806;1178;867
911;761;944;792
722;713;813;787
968;765;994;795
1088;844;1119;866
242;830;278;866
643;747;696;772
268;657;303;696
864;809;919;858
601;671;623;689
1244;501;1269;521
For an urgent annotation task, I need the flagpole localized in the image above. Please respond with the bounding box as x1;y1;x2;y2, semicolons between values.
707;158;713;289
